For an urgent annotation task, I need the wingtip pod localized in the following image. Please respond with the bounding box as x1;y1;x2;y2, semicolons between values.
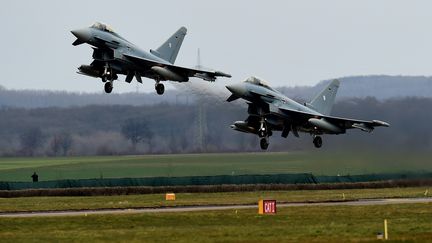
372;120;390;127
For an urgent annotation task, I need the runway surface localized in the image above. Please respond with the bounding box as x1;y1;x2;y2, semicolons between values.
1;197;431;218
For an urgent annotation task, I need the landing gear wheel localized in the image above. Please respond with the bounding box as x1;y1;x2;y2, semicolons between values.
155;83;165;95
313;136;323;148
104;82;113;93
260;138;269;150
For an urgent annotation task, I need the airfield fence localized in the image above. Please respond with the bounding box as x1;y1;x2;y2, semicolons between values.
1;172;432;191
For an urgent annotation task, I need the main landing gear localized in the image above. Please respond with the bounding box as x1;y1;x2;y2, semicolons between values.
313;135;323;148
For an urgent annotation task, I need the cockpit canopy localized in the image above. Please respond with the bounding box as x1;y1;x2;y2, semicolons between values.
244;76;274;90
90;22;116;34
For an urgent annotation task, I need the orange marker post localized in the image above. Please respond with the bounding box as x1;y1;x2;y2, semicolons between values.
165;193;176;201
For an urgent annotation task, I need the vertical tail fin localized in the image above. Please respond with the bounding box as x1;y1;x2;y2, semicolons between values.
306;79;340;115
150;27;187;64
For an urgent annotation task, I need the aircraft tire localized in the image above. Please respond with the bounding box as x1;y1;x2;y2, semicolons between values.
313;136;322;148
104;82;113;93
156;83;165;95
260;138;269;150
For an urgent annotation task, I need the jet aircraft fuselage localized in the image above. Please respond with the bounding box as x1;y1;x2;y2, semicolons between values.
226;77;389;149
72;22;230;94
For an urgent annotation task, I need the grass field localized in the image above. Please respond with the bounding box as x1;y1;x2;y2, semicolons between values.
0;187;430;212
0;203;431;242
0;151;431;182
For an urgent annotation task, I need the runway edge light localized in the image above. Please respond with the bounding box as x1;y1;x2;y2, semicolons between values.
258;199;276;214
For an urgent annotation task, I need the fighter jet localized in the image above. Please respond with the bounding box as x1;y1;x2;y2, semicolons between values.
71;22;231;94
226;77;390;150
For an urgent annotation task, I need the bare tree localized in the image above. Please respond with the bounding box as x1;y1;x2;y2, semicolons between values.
50;132;73;156
121;118;153;151
19;127;45;156
50;134;61;156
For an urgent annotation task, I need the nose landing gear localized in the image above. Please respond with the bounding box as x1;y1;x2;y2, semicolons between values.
260;137;269;150
155;83;165;95
101;65;117;93
104;82;113;93
258;119;270;150
313;135;323;148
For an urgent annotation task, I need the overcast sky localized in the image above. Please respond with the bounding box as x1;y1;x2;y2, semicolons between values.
1;1;432;93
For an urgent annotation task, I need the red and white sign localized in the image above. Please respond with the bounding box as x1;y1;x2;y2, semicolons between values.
259;199;277;214
264;200;276;214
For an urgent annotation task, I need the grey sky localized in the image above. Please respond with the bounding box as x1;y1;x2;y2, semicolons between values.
1;0;431;93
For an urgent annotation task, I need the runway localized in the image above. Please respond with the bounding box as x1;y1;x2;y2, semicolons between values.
1;197;431;218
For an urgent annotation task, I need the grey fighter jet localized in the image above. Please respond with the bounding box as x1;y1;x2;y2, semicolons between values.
71;22;231;94
226;77;389;150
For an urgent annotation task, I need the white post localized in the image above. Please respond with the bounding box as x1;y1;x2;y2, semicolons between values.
384;219;388;240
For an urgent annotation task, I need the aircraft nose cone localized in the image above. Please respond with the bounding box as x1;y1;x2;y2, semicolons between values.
226;83;245;96
71;28;90;41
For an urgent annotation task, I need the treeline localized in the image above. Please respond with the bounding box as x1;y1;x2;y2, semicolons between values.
0;97;430;156
0;85;195;108
0;75;431;108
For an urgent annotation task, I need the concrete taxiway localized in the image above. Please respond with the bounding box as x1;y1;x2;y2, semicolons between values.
1;197;431;218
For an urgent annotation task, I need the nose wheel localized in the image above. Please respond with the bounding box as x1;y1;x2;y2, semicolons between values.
155;83;165;95
313;136;323;148
104;82;113;93
260;137;269;150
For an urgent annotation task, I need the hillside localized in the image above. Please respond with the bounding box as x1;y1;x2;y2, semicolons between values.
279;75;432;101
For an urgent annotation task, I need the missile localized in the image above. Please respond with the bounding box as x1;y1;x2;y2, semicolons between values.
194;73;216;81
351;120;390;133
151;66;188;82
372;120;390;127
231;121;256;134
214;71;232;78
308;118;345;134
194;71;232;82
77;65;101;78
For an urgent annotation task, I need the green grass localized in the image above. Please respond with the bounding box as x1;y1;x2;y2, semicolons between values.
0;151;431;181
0;187;430;213
0;203;431;242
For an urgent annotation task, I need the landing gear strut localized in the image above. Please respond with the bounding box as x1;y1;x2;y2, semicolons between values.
258;118;270;150
101;65;117;93
155;83;165;95
313;136;323;148
258;118;268;138
260;137;269;150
